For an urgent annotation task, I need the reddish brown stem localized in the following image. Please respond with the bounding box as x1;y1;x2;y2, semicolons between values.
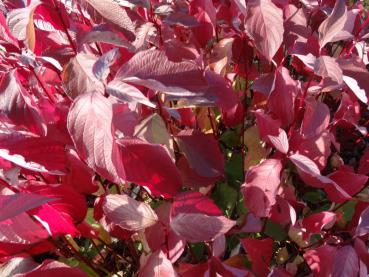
51;0;77;54
30;66;57;103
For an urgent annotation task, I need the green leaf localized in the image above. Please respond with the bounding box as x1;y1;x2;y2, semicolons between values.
212;183;238;217
264;221;287;241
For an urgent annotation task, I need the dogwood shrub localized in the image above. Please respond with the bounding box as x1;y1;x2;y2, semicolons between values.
0;0;368;276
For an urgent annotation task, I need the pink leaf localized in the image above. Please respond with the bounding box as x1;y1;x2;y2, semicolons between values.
268;67;297;126
139;250;177;277
355;206;369;237
145;203;185;263
92;48;120;81
170;213;235;243
301;99;330;139
62;54;105;99
101;194;158;231
314;56;343;85
242;159;282;217
114;49;208;97
67;92;123;183
0;193;54;222
244;0;284;61
318;0;347;48
14;259;88;277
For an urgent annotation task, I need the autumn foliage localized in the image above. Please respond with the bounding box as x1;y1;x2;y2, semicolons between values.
0;0;368;276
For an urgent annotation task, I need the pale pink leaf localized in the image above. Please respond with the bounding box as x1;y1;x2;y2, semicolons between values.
62;54;105;99
67;92;123;183
93;48;120;81
318;0;347;48
241;159;282;217
77;0;135;40
244;0;284;61
107;80;155;108
6;0;41;51
267;129;289;154
101;194;158;231
343;75;368;104
170;213;236;242
139;250;177;277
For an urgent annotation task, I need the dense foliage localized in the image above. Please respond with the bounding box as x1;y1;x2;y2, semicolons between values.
0;0;368;276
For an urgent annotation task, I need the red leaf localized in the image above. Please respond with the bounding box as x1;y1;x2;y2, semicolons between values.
244;0;284;61
100;194;158;231
172;191;223;217
289;153;350;202
241;237;273;277
328;169;368;196
318;0;347;48
241;159;283;217
358;148;369;175
301;211;336;239
67;92;123;183
170;213;235;243
0;130;67;175
304;245;336;277
175;130;224;179
117;138;182;198
0;71;47;136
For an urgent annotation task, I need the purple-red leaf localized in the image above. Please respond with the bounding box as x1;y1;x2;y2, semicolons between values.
0;193;54;222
